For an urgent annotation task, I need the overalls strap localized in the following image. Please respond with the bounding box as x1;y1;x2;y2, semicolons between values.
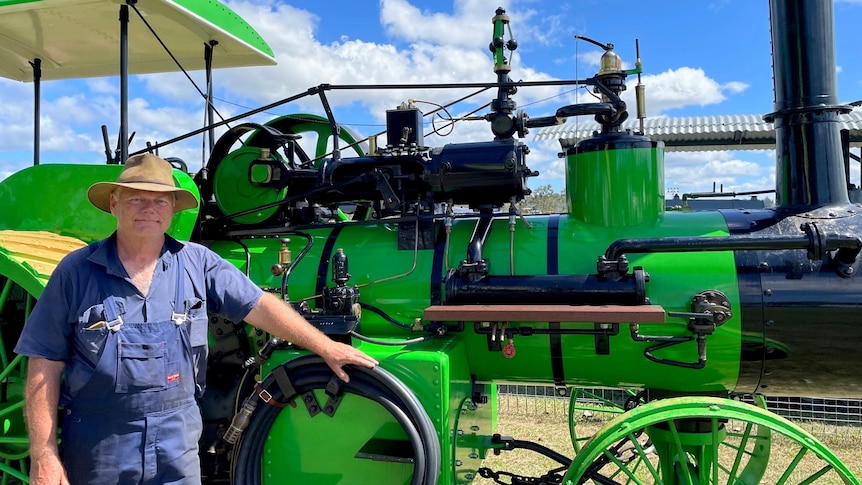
171;250;187;326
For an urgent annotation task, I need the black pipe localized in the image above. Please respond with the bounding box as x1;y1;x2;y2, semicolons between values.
30;58;40;166
603;233;862;261
467;212;494;264
446;274;645;305
119;3;129;164
766;0;851;207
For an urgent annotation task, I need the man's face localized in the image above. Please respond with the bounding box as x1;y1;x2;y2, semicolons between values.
110;187;175;237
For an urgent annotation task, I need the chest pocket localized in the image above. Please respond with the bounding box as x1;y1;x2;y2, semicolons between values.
66;303;116;398
183;298;210;398
185;298;209;348
114;324;182;393
74;303;115;365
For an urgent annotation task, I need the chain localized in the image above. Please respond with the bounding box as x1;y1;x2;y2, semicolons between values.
477;467;564;485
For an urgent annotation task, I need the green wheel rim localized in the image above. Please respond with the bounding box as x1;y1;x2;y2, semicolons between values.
565;396;859;485
250;114;366;166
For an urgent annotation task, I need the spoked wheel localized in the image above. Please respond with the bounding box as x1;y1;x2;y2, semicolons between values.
565;396;859;485
0;277;35;484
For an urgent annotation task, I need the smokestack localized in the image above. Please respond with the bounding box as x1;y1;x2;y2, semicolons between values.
766;0;851;208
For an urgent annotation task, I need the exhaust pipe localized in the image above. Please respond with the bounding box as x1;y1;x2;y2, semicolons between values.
766;0;852;209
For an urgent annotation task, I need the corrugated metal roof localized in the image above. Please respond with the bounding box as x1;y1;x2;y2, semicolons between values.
533;111;862;151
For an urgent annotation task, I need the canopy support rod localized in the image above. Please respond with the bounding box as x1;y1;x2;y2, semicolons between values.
205;40;217;157
119;2;133;164
30;58;41;166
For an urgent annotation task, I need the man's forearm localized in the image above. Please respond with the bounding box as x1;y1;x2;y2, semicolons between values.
25;357;64;459
243;292;378;382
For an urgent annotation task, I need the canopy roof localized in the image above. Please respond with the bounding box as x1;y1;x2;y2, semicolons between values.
534;112;862;151
0;0;276;82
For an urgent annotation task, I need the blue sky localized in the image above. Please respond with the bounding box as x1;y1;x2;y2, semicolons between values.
1;0;862;196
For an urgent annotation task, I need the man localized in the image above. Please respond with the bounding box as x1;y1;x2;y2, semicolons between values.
15;154;378;485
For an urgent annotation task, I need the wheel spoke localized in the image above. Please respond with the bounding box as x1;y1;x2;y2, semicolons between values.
710;417;719;485
0;459;28;483
601;448;651;485
667;419;695;485
799;465;837;485
776;446;809;485
726;420;753;482
628;431;660;479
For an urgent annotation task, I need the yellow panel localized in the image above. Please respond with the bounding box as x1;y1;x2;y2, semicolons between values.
0;230;86;278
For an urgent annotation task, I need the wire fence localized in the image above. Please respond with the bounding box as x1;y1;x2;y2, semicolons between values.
496;384;862;428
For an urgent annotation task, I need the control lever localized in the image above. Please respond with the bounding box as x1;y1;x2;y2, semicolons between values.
101;124;136;164
102;125;114;164
372;170;401;210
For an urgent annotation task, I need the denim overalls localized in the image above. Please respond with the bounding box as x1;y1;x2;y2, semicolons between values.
60;252;203;485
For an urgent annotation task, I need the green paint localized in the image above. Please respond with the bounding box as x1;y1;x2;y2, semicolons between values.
259;337;487;484
566;145;665;227
173;0;274;58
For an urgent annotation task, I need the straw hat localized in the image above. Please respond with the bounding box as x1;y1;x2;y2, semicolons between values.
87;154;198;213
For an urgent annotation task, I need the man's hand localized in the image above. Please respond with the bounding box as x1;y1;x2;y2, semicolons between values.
318;341;379;383
245;293;379;382
29;450;69;485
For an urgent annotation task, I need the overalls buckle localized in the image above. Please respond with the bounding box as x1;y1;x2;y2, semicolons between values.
106;315;124;332
171;312;187;326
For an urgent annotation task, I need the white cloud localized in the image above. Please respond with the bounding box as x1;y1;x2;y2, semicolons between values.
379;0;490;47
219;2;488;115
723;81;748;94
631;67;747;114
86;78;119;95
664;150;772;194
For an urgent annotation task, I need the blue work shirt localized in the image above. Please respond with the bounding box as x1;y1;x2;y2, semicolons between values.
14;232;264;401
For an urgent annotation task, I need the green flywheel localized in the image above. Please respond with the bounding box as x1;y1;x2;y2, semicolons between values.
213;146;288;225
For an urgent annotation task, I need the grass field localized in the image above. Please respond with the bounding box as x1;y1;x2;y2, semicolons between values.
474;395;862;484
